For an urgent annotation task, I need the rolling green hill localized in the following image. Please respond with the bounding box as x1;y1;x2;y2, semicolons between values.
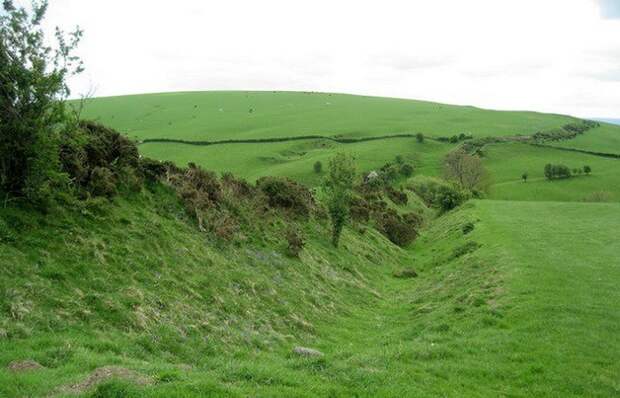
78;91;620;195
2;91;619;396
79;91;579;141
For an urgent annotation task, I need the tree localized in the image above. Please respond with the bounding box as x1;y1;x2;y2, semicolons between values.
399;163;414;177
544;164;553;180
416;133;425;143
313;160;322;174
325;153;356;248
522;172;528;183
584;165;591;175
544;164;572;180
0;0;83;206
443;149;488;191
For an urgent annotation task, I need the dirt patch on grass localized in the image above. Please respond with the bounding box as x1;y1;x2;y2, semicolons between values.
7;359;44;372
57;366;153;395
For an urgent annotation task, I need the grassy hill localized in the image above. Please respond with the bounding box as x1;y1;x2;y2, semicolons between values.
2;91;619;396
79;91;578;141
483;142;620;201
1;195;618;397
78;91;620;194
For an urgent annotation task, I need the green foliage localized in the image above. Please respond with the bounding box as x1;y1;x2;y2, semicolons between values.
544;163;571;180
385;186;408;205
325;153;356;247
521;172;528;182
399;163;414;177
376;163;398;185
313;160;322;174
285;226;305;257
408;175;465;212
88;167;117;197
376;209;418;247
257;176;313;217
0;0;83;206
583;165;591;175
416;132;425;143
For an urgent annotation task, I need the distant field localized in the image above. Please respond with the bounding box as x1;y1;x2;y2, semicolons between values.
554;123;620;155
78;91;620;200
79;91;579;141
483;143;620;201
141;137;451;185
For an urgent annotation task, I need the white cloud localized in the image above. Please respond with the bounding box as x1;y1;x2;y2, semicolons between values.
41;0;620;117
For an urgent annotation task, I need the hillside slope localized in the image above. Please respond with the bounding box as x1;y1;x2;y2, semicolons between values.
1;195;618;397
77;92;620;192
78;91;580;141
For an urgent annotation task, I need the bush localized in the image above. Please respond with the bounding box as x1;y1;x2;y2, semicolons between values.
257;176;313;217
403;212;424;229
285;227;305;257
313;161;323;174
140;158;168;182
221;172;255;198
385;186;408;205
436;185;464;212
408;176;464;212
399;163;414;177
88;167;117;198
416;133;425;143
377;210;418;247
584;165;591;175
349;197;370;222
379;164;399;184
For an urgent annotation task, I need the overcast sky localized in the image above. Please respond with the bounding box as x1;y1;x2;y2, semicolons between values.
41;0;620;118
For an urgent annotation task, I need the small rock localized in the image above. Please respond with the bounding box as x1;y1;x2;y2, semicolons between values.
7;360;43;373
293;346;323;357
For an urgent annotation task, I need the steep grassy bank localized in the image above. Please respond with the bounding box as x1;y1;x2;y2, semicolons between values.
2;196;618;397
0;184;411;397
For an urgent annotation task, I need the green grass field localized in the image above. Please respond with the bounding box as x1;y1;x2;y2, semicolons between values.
482;143;620;201
79;91;579;141
78;91;620;198
554;123;620;155
140;137;450;186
